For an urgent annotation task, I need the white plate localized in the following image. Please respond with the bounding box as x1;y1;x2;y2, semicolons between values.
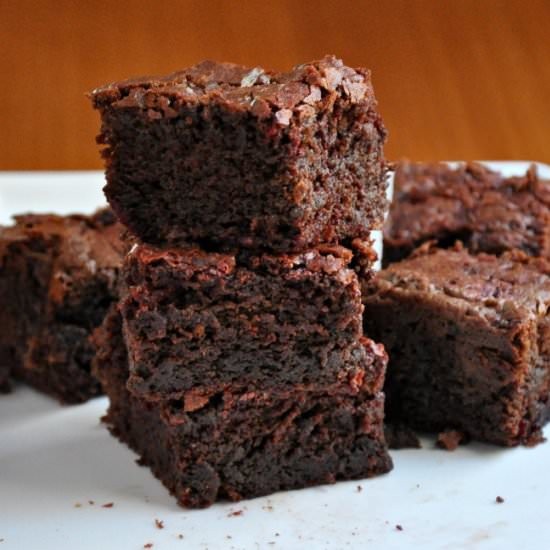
1;162;550;550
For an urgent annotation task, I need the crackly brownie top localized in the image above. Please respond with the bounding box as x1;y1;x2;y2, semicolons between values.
385;162;550;257
372;243;550;325
91;56;376;125
0;208;123;299
125;241;359;287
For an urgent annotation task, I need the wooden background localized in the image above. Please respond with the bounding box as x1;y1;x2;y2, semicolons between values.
2;0;549;169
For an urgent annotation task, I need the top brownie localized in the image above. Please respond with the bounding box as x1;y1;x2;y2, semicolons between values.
384;162;550;263
91;56;388;252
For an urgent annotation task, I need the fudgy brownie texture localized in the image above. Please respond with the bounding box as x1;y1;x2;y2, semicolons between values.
0;209;123;402
120;241;380;402
91;56;388;253
363;243;550;446
384;162;550;264
92;308;392;508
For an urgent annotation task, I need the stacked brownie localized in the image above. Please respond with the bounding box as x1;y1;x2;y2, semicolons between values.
0;209;123;402
364;162;550;447
90;56;393;507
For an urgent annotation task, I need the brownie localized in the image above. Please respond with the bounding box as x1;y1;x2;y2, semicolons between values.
120;241;379;402
384;162;550;264
363;243;550;446
91;56;388;252
0;209;124;402
92;308;392;508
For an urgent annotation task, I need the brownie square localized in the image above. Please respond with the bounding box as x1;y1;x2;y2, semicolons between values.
91;56;388;252
0;209;123;402
384;162;550;264
120;241;379;402
363;244;550;446
92;308;392;508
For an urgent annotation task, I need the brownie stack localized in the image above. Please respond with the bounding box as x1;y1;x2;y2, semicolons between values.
90;56;392;507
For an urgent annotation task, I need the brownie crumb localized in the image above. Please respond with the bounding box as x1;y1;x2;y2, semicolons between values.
523;428;546;448
396;525;403;531
496;496;505;504
144;544;153;549
436;429;468;451
88;500;95;505
155;519;164;529
102;502;114;508
384;423;421;449
356;485;363;493
228;510;243;517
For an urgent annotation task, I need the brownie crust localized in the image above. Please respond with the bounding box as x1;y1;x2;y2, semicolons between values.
384;162;550;263
93;308;393;508
91;56;388;253
120;242;382;402
363;244;550;446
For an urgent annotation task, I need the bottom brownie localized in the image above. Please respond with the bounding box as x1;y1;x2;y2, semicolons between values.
93;309;393;508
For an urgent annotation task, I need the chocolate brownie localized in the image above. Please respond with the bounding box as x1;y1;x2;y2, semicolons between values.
92;308;392;508
120;241;378;402
363;243;550;446
384;162;550;263
0;209;123;402
91;56;388;252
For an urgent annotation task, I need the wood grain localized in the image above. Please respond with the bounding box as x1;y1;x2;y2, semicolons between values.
1;0;549;169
